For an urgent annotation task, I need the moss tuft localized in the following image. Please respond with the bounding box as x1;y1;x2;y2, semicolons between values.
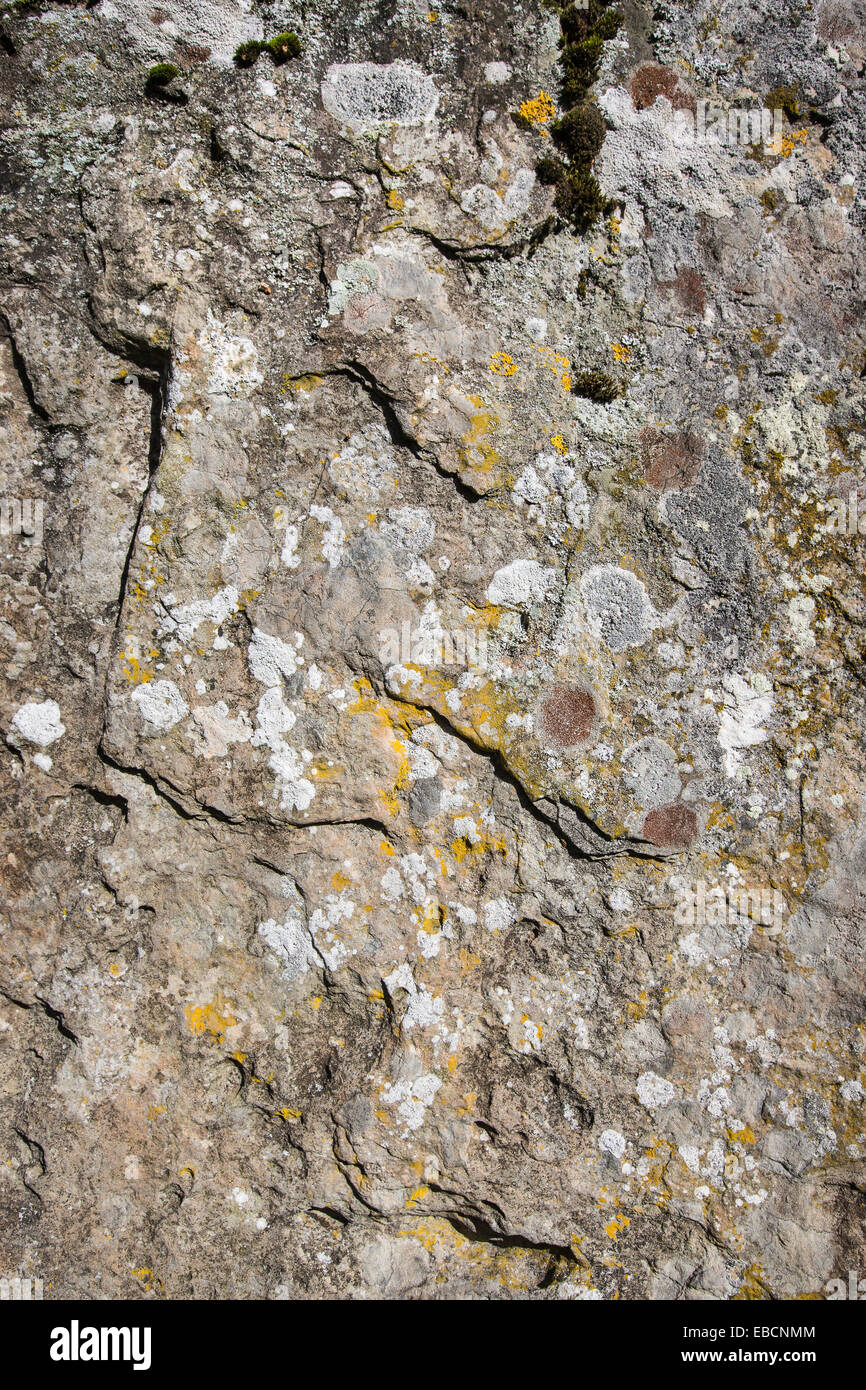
571;370;622;403
547;0;621;44
510;109;534;131
530;4;621;239
266;31;301;63
594;8;622;40
234;40;266;67
145;62;187;103
146;62;180;88
765;83;800;121
560;35;604;106
554;166;606;234
551;101;606;160
236;33;302;69
536;154;567;185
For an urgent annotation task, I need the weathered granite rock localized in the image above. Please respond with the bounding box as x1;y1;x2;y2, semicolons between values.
0;0;864;1299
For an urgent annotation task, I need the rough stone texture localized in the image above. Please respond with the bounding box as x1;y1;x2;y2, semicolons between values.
0;0;864;1300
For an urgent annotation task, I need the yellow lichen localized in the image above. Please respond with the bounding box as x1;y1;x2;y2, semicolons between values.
519;90;556;127
604;1214;630;1241
184;995;238;1044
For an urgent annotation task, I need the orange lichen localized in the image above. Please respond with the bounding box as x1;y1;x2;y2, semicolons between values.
519;90;556;127
184;995;237;1044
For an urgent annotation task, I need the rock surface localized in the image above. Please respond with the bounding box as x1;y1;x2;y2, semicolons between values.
0;0;864;1299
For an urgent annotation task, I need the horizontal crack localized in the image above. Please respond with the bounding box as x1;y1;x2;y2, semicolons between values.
96;746;246;828
386;693;651;862
96;747;403;846
403;214;559;266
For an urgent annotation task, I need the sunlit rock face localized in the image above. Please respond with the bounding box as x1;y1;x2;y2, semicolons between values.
0;0;864;1300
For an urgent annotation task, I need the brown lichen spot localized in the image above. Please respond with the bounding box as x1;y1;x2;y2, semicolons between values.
629;63;695;113
661;995;713;1047
659;267;707;316
640;427;704;491
537;685;598;749
818;0;866;55
175;41;213;65
642;803;699;850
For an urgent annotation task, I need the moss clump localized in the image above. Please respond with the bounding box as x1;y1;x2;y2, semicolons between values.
551;0;622;103
551;101;606;160
560;35;604;106
531;3;621;239
554;165;606;234
145;62;187;103
146;62;180;88
536;154;567;185
267;31;301;63
235;32;301;68
765;83;800;121
594;8;621;40
571;370;622;403
556;0;621;44
234;40;266;67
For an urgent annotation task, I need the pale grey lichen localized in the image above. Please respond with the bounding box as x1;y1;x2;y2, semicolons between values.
321;62;438;133
580;565;658;652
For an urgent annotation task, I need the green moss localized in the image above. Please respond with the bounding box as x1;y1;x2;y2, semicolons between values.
536;155;567;185
145;62;187;103
560;36;604;105
234;40;266;67
553;0;621;45
571;370;622;403
236;33;301;69
146;62;180;88
532;4;621;239
266;31;301;63
594;9;622;40
554;165;605;234
551;102;606;160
